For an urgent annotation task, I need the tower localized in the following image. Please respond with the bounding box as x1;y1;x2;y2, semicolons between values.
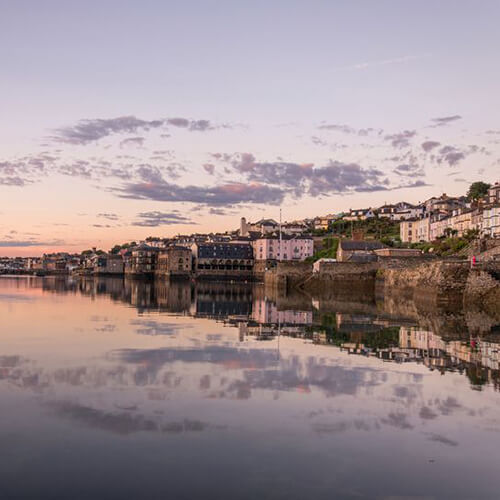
240;217;248;237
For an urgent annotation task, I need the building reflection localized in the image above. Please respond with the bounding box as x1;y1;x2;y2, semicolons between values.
10;275;500;388
194;282;253;318
312;318;500;390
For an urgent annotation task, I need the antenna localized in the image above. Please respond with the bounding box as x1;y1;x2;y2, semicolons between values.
279;207;282;262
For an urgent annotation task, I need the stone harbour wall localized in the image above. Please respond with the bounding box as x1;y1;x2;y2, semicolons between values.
464;265;500;313
263;258;500;313
381;260;500;311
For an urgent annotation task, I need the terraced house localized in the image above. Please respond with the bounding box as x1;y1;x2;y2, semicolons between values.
482;206;500;238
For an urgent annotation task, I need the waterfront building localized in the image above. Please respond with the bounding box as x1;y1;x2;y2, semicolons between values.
192;242;254;278
155;246;192;278
40;253;73;274
92;253;124;275
252;235;313;262
125;243;160;277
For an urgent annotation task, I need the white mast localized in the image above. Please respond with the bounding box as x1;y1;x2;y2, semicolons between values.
279;207;282;261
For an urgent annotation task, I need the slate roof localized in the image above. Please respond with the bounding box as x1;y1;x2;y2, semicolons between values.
339;240;386;251
198;243;253;259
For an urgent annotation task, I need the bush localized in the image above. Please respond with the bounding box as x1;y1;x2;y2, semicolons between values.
306;237;339;263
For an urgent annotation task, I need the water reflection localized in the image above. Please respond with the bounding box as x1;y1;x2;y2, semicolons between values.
4;275;500;389
2;276;500;499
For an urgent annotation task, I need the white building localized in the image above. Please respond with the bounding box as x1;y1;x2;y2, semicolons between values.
488;182;500;205
252;236;313;261
482;206;500;238
343;208;376;221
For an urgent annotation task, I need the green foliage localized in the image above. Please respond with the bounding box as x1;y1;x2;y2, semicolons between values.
466;366;488;388
330;217;400;240
467;181;490;201
381;235;401;247
306;237;339;263
110;242;137;254
463;228;479;241
314;321;400;350
330;219;349;233
362;327;400;349
410;237;469;257
322;236;339;251
81;249;104;256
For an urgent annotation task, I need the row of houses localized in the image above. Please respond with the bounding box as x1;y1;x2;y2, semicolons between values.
400;184;500;243
311;185;500;235
22;233;315;279
311;202;428;231
123;235;314;279
241;204;425;235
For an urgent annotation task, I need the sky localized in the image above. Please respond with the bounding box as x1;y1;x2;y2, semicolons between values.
1;0;499;256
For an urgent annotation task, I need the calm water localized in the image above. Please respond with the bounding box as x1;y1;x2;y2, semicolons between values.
1;276;500;499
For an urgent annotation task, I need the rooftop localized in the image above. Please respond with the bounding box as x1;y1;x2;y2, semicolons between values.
339;240;386;251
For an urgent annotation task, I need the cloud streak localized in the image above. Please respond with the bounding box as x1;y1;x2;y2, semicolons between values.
430;115;462;127
0;239;65;247
118;180;286;207
225;153;392;195
337;54;430;71
52;116;165;145
132;211;195;226
384;130;417;149
51;115;221;145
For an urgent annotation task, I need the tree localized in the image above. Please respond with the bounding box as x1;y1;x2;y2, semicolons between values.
467;181;490;201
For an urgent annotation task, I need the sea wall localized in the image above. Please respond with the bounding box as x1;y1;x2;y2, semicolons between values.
264;258;500;314
265;258;435;294
380;260;500;313
300;257;434;294
264;261;312;293
302;262;379;295
464;264;500;313
378;260;470;306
